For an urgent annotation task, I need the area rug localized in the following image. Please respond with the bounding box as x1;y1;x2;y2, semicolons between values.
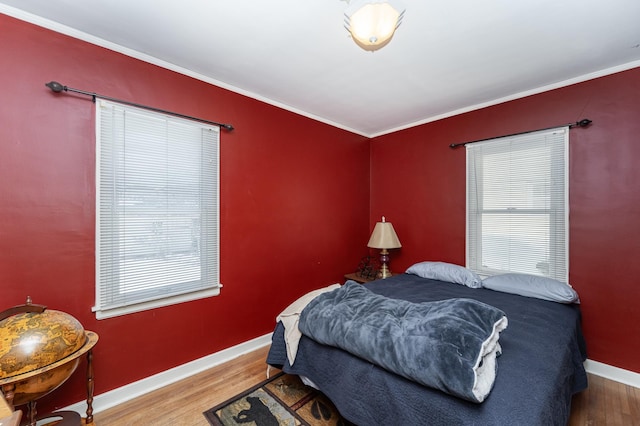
203;372;354;426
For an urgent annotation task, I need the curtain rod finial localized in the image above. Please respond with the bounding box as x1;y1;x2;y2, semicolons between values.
45;81;66;93
221;123;234;131
576;119;592;128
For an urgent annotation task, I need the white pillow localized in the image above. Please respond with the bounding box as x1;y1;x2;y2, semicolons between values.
405;261;482;288
482;273;580;304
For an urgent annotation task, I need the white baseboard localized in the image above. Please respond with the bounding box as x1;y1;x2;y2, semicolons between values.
63;333;272;416
584;359;640;389
63;340;640;416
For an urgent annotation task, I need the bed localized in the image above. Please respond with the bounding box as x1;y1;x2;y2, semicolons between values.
266;269;587;425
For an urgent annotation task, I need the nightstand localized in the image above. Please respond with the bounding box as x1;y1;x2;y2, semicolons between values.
344;272;399;284
344;272;376;284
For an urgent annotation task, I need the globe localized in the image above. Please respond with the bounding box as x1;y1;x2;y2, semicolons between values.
0;298;98;423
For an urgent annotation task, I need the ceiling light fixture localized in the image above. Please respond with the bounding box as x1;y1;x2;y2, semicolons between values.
344;0;405;51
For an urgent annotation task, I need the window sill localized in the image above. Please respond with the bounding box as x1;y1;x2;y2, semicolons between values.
93;286;221;320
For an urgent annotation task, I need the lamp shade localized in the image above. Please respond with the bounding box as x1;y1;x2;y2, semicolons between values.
344;0;405;51
367;217;402;249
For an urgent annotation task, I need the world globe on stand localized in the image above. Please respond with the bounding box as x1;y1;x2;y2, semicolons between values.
0;298;98;425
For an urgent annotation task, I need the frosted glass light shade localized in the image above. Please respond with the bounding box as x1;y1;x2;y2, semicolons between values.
345;1;405;51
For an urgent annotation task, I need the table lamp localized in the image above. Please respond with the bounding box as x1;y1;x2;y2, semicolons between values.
367;216;402;278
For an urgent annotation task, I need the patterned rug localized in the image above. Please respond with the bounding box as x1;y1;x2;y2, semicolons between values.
203;372;354;426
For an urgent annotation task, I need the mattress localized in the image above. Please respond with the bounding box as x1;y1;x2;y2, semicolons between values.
267;273;587;425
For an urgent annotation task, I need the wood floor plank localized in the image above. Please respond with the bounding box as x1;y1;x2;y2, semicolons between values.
606;378;624;425
93;346;639;426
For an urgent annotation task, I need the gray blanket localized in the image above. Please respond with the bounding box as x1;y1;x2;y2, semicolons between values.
298;281;508;403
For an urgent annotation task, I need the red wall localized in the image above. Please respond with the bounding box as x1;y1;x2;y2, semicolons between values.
2;11;639;414
0;14;370;412
370;67;640;374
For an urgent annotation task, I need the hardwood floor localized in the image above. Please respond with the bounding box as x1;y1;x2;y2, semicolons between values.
93;346;275;426
94;346;640;425
569;374;640;425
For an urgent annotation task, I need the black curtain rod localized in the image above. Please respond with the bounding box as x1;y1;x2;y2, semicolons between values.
45;81;234;131
448;119;592;149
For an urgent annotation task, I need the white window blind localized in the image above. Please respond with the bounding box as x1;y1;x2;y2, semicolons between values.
94;100;220;319
466;127;568;281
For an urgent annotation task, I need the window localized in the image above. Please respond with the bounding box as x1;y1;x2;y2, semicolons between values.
466;127;568;281
94;100;220;319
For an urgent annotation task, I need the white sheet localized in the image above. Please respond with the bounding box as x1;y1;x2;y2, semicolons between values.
275;283;341;365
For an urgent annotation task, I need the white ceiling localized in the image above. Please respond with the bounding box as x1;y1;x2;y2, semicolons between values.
2;0;640;137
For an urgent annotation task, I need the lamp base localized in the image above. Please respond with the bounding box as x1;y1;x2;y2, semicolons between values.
377;266;393;279
376;249;393;279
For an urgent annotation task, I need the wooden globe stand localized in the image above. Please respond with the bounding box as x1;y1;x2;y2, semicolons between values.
0;301;98;426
